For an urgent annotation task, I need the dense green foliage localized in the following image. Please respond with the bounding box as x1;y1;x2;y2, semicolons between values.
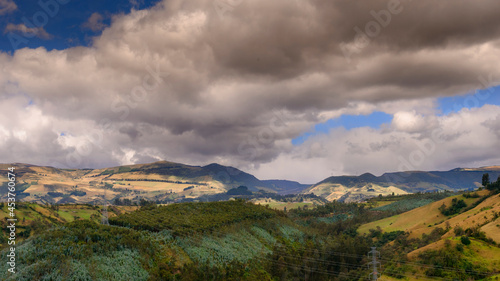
417;241;489;280
109;200;279;235
483;173;490;186
0;220;157;281
439;198;467;216
484;173;500;193
226;186;253;195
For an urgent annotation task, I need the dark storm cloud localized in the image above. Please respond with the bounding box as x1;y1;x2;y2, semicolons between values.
1;0;500;180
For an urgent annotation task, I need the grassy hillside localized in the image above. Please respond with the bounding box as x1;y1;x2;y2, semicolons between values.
0;201;319;280
358;189;498;238
358;188;500;280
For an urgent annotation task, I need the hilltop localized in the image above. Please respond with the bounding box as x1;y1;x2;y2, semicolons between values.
303;167;500;202
2;162;499;205
0;162;310;205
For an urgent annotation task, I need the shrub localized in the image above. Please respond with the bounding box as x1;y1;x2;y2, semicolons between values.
454;226;464;236
439;198;467;216
460;236;471;245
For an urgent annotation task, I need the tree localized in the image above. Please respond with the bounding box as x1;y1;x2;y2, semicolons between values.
482;173;490;187
460;236;471;245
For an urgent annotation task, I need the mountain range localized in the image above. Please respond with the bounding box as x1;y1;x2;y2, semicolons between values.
0;161;499;204
303;166;500;202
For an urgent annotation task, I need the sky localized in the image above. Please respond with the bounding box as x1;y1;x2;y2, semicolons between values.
1;0;500;184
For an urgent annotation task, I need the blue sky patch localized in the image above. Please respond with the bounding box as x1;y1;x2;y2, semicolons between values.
292;111;393;145
437;86;500;115
0;0;160;53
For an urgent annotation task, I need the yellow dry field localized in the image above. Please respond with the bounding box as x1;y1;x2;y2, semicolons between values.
407;238;450;259
481;220;500;244
462;166;500;171
440;192;500;239
6;163;230;203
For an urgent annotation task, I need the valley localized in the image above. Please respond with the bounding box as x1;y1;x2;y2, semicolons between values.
1;166;500;280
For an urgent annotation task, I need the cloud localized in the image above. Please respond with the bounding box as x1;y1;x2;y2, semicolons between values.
0;0;499;182
391;111;430;133
0;0;16;15
252;105;500;183
82;12;107;32
4;23;52;39
129;0;144;8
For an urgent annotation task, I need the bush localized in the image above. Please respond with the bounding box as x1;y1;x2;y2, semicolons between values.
460;236;471;245
226;186;252;196
454;226;464;236
439;198;467;216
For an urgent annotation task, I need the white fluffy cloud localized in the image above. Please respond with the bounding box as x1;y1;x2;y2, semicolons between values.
1;0;500;182
252;105;500;183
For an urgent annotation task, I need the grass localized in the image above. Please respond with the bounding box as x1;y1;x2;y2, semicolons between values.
358;192;491;238
408;237;500;273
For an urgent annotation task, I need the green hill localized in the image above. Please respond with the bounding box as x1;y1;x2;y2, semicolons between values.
358;187;500;280
0;200;312;280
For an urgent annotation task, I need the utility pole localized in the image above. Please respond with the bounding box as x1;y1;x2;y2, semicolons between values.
101;191;109;225
368;247;381;281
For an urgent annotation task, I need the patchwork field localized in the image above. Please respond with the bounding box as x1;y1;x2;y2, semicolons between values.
0;163;231;205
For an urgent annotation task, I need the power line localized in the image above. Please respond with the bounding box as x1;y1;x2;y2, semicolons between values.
101;191;109;225
368;247;381;281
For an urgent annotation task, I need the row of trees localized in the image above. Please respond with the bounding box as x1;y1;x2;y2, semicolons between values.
482;173;500;192
482;173;500;190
